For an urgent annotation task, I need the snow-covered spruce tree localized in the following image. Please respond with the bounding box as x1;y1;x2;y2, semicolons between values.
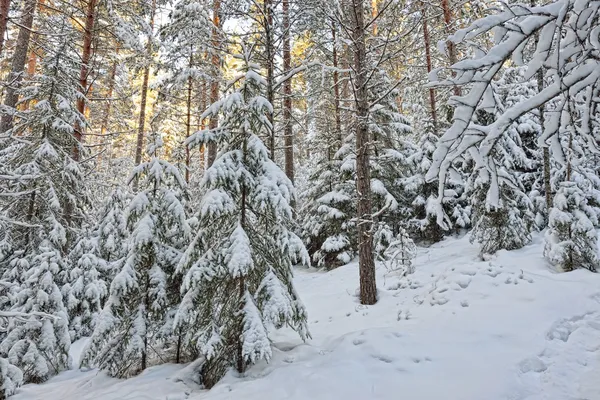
0;357;22;399
0;244;71;383
543;95;600;272
299;60;357;269
300;133;357;268
468;99;535;256
81;136;190;377
544;181;599;272
375;224;417;277
94;187;131;284
178;48;309;388
63;231;108;341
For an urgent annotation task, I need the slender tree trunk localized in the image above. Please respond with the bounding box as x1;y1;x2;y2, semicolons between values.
440;0;460;97
185;51;193;183
100;46;119;172
351;0;377;305
0;0;10;56
282;0;293;182
0;0;37;133
207;0;221;167
332;22;342;146
421;3;437;130
73;0;98;161
236;123;249;374
264;0;275;160
133;0;156;190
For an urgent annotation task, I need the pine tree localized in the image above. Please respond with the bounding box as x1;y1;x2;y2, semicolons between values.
178;48;309;388
81;136;189;377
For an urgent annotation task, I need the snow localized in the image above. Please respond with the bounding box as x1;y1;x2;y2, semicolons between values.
11;233;600;400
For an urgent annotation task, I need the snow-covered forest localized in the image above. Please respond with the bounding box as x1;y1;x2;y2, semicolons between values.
0;0;600;398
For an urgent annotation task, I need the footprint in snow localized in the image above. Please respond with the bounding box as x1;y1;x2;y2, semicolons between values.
372;354;394;364
518;356;548;373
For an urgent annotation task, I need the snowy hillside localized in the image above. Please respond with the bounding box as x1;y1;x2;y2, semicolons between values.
14;234;600;400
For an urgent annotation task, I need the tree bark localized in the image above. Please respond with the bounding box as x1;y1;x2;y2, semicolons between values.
332;22;342;146
0;0;11;56
100;46;119;171
207;0;221;167
440;0;460;97
421;3;437;130
351;0;377;305
133;0;156;190
264;0;275;160
185;51;193;183
0;0;37;133
73;0;98;161
282;0;293;183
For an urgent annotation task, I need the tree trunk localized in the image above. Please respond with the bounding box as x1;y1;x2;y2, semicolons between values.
332;22;342;146
133;0;157;190
207;0;221;167
440;0;460;97
282;0;293;182
0;0;37;133
351;0;377;305
0;0;9;56
73;0;98;161
100;46;119;171
185;51;193;183
421;3;437;130
264;0;275;160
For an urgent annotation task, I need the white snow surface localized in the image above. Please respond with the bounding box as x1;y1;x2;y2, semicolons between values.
13;233;600;400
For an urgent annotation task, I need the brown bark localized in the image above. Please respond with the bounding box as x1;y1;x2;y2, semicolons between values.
421;3;438;130
207;0;221;167
0;0;9;56
73;0;98;161
133;0;157;190
264;0;275;159
185;51;193;183
441;0;460;97
351;0;377;305
0;0;37;133
332;23;342;145
282;0;293;183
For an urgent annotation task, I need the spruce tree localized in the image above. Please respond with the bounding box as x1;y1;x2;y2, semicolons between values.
178;48;309;388
544;181;599;272
81;136;189;377
63;231;108;341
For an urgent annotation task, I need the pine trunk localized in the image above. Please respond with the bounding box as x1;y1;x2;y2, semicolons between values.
207;0;221;167
185;58;193;183
421;3;437;129
264;0;275;160
282;0;293;182
73;0;98;161
332;23;342;146
441;0;460;97
351;0;377;305
133;0;157;189
0;0;9;56
0;0;37;133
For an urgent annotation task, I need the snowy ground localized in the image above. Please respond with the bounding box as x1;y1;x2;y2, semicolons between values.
14;233;600;400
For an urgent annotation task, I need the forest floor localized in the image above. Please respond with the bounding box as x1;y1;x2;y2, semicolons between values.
14;233;600;400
